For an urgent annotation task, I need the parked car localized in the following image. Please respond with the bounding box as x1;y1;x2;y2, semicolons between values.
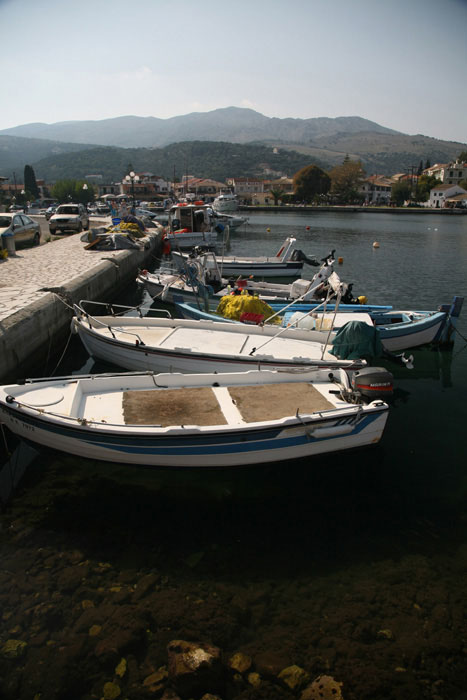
45;204;58;220
8;204;23;212
49;204;89;234
0;212;41;248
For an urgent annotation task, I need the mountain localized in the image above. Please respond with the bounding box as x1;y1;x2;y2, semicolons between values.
4;142;328;184
0;108;465;182
0;135;96;171
0;108;400;148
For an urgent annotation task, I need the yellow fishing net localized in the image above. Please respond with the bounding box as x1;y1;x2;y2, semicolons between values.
216;292;280;324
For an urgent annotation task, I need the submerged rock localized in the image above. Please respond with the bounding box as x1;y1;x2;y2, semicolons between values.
228;651;252;674
167;639;222;696
278;665;310;691
1;639;27;659
301;675;344;700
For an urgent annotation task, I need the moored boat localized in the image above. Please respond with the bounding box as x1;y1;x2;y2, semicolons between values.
137;249;392;311
0;367;391;468
71;303;368;374
170;236;319;278
174;296;463;352
212;189;239;213
164;201;228;250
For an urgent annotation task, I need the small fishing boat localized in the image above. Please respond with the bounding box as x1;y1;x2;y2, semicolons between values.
213;212;249;229
138;250;379;311
71;303;368;374
170;236;319;278
0;367;391;468
174;296;463;352
163;201;228;250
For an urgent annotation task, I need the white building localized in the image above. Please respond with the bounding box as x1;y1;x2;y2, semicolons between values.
428;184;467;208
424;161;467;186
360;176;393;204
443;162;467;186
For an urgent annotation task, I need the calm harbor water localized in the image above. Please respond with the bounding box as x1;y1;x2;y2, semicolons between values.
1;210;467;699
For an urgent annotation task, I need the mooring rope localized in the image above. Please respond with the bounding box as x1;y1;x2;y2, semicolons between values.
49;330;74;376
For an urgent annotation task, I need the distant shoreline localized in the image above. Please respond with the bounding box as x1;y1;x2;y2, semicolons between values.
240;205;467;215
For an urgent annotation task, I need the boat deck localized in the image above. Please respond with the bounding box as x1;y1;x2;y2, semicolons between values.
5;370;345;431
95;323;332;362
72;381;336;427
119;382;336;426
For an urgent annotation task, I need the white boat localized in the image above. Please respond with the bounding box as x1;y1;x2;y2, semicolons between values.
213;212;249;229
138;250;392;311
171;236;319;278
164;201;228;251
137;250;339;306
71;304;367;374
212;190;239;213
0;368;391;468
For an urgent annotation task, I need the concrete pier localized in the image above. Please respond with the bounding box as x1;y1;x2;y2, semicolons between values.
0;228;163;383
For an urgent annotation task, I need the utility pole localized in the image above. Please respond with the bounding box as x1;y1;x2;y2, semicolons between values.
405;165;417;199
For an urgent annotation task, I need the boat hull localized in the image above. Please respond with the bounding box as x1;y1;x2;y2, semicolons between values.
171;251;304;278
73;315;365;374
0;372;388;468
165;231;217;250
175;301;449;352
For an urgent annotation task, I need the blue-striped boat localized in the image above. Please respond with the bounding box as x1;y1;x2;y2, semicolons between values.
174;297;463;353
0;368;390;468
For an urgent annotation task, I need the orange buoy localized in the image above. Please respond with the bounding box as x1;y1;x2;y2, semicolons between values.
338;257;343;264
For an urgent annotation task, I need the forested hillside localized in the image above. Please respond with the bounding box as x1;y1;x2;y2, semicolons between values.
21;142;328;183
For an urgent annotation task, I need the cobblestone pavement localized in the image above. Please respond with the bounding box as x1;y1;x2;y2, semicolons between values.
0;221;145;323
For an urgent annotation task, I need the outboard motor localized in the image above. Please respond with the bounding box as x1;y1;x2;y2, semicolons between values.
320;249;336;265
291;249;320;266
351;367;394;401
340;283;359;305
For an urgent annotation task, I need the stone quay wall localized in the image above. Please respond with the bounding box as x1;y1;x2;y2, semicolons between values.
0;230;163;383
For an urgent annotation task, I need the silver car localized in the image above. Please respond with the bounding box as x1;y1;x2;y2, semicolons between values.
49;203;89;234
0;212;41;248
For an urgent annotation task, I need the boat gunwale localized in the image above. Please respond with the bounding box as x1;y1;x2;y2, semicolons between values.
0;396;387;439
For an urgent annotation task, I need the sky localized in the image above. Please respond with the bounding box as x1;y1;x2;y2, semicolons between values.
1;0;467;144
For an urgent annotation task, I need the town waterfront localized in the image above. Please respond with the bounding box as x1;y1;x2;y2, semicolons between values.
1;209;467;700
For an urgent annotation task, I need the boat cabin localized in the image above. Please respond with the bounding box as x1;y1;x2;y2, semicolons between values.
168;202;216;234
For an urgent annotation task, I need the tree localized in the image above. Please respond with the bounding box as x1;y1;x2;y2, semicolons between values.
457;151;467;162
417;160;424;175
424;159;431;170
414;175;441;202
293;165;331;203
51;179;95;204
391;180;412;206
24;165;40;200
269;188;283;206
328;158;365;203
